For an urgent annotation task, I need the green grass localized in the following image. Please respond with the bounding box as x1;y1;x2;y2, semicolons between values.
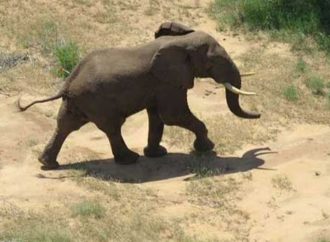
296;58;307;73
283;85;299;102
71;200;106;219
187;152;225;178
15;17;80;78
54;41;80;77
305;76;325;95
210;0;330;54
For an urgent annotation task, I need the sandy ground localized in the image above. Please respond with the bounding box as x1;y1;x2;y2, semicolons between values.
0;0;330;241
1;84;330;241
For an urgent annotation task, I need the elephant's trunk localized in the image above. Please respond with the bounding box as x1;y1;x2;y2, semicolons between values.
225;89;260;119
223;69;260;119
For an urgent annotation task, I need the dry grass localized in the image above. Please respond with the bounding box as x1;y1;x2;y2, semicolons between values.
0;176;220;242
0;0;206;96
0;171;252;241
1;0;330;241
186;176;251;241
271;174;295;192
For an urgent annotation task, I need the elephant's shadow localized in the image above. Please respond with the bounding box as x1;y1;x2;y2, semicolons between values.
56;147;273;183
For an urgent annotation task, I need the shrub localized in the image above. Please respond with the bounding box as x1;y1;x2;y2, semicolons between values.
305;76;325;95
54;41;80;78
71;201;106;219
283;85;299;102
211;0;330;54
296;58;307;73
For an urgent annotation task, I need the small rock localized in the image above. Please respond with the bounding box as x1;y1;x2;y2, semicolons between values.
315;171;320;176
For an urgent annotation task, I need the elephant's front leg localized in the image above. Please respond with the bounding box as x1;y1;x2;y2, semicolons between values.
158;89;214;152
176;112;215;152
143;107;167;157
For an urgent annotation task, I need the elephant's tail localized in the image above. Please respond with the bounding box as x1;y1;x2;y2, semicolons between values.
17;61;82;112
17;91;63;112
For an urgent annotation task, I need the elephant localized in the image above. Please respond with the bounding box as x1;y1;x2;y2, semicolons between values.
154;21;194;38
18;22;260;170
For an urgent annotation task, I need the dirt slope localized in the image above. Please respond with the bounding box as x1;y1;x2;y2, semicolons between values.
1;0;330;241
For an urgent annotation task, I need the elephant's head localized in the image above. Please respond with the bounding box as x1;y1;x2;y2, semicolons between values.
152;24;260;119
154;22;195;38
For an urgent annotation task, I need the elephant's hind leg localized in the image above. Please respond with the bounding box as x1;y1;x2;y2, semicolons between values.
144;106;167;157
39;100;87;169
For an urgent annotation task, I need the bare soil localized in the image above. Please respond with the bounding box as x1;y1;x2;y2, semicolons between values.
0;0;330;241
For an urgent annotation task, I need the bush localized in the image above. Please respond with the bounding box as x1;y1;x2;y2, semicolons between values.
296;58;307;73
54;41;80;78
71;201;106;219
211;0;330;54
305;76;325;95
283;85;299;102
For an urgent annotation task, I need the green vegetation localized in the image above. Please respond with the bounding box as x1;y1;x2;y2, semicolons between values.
210;0;330;54
71;200;106;219
296;58;307;73
187;153;224;178
283;85;299;102
18;18;80;78
305;75;326;95
54;41;80;78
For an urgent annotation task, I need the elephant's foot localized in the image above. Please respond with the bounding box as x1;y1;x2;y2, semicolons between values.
194;137;215;152
38;154;60;170
114;150;139;165
144;145;167;157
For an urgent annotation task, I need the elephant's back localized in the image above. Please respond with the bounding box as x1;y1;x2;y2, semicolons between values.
66;47;155;97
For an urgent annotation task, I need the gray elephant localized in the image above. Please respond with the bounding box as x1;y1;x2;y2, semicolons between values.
18;22;260;169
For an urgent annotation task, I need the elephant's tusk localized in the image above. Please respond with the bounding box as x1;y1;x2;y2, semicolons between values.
240;72;256;77
223;83;256;96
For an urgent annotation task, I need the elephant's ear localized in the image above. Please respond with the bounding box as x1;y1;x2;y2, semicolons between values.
155;22;194;38
151;45;194;89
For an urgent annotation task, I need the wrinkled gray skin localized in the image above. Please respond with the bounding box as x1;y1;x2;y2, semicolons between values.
18;22;260;169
